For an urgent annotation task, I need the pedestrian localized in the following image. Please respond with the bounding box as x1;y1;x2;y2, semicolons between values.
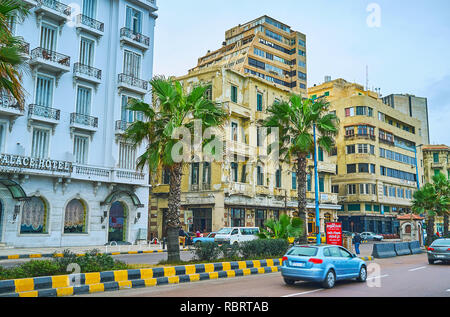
196;230;201;238
436;231;440;238
353;233;362;255
179;227;186;247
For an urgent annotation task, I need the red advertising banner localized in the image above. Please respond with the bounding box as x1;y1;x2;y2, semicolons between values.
326;222;343;246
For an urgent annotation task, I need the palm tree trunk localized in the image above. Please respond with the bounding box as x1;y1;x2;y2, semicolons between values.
296;153;308;244
167;163;183;262
426;215;435;246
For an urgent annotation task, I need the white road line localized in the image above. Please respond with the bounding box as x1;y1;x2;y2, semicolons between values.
367;274;389;280
282;289;324;297
408;266;426;272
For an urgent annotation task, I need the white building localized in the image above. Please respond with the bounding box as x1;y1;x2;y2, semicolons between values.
0;0;157;247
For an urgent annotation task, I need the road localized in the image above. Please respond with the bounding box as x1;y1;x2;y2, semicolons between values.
77;253;450;297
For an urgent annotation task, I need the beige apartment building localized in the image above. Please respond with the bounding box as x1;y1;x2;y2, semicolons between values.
148;68;340;239
308;78;424;235
422;144;450;234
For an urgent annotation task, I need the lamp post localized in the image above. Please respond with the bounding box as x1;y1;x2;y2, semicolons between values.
414;144;424;190
313;123;321;245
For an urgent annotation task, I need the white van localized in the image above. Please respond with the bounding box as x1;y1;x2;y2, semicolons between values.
214;227;260;246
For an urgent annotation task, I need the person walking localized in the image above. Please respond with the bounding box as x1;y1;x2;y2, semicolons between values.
353;233;362;255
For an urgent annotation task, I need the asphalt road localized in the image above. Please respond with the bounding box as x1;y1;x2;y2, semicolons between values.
77;253;450;297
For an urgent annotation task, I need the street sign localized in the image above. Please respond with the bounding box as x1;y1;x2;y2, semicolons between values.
326;222;343;246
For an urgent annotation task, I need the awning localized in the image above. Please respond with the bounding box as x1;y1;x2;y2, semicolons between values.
101;190;144;208
0;179;28;200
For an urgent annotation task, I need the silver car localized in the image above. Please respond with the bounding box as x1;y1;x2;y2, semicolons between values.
428;238;450;264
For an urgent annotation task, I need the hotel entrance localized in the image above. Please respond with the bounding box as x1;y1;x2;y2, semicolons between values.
108;201;127;242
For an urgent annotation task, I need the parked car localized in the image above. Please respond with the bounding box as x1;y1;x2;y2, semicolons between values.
193;232;217;245
360;232;383;241
281;244;367;289
342;231;356;238
427;238;450;264
214;227;259;246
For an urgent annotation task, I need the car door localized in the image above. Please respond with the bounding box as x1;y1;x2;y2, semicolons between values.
338;247;360;277
327;247;345;279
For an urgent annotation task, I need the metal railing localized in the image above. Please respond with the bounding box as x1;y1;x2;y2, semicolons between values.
70;113;98;128
120;27;150;46
74;63;102;80
28;104;60;120
76;14;104;32
0;93;21;111
118;73;148;90
36;0;71;16
31;47;70;67
115;120;131;132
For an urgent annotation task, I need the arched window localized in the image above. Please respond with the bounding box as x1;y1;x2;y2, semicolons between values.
405;224;412;234
308;212;316;234
21;197;47;234
64;199;87;234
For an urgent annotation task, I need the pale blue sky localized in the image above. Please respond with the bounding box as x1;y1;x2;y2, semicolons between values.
153;0;450;145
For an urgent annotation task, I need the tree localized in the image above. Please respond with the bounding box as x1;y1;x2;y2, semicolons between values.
0;0;29;109
261;95;339;243
257;214;303;240
124;77;227;262
412;173;450;245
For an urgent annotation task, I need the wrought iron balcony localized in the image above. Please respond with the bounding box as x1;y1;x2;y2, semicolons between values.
115;120;131;132
77;14;104;32
35;0;71;20
28;104;60;121
70;113;98;128
118;73;148;94
30;47;70;75
0;93;21;112
73;63;102;83
120;27;150;49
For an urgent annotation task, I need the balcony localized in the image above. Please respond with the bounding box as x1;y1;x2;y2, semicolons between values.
345;133;376;141
71;165;147;186
229;182;254;197
120;28;150;51
0;93;23;118
379;138;395;146
117;73;148;95
22;0;38;6
35;0;71;23
29;47;70;77
73;63;102;85
70;113;98;133
223;101;251;119
126;0;158;11
115;120;131;135
225;140;255;158
256;185;270;196
75;14;104;38
112;169;146;186
27;104;60;128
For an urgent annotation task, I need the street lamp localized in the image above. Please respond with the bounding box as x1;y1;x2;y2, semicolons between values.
313;123;321;245
414;144;424;190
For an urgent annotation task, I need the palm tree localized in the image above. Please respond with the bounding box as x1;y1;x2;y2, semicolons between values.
431;173;450;237
257;214;303;241
261;95;339;243
0;0;30;109
124;77;227;262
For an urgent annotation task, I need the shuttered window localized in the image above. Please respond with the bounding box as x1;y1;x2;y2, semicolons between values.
40;23;56;51
79;37;94;66
31;128;50;158
126;6;142;33
76;86;91;115
119;142;136;170
73;135;88;164
35;75;53;107
82;0;96;18
123;50;141;78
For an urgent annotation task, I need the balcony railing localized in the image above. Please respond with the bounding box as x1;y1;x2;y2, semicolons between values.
74;63;102;80
70;113;98;128
115;120;131;132
31;47;70;67
120;27;150;46
379;138;395;146
0;93;21;111
36;0;71;16
28;104;60;121
76;14;104;32
118;73;148;91
345;133;376;141
20;41;30;55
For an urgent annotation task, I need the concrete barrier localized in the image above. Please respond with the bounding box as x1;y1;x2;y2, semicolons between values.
408;241;423;254
394;242;412;256
371;243;397;258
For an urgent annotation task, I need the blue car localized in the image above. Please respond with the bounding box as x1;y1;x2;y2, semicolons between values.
192;232;217;245
281;244;367;289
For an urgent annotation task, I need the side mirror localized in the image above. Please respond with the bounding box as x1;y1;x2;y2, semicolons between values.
352;254;358;258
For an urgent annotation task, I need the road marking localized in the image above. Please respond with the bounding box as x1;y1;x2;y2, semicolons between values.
408;266;426;272
367;274;389;280
282;288;324;297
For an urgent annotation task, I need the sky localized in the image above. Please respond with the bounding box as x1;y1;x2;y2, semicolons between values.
152;0;450;145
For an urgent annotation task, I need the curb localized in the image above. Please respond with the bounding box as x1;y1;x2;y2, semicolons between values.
358;256;374;261
0;258;282;297
0;248;191;261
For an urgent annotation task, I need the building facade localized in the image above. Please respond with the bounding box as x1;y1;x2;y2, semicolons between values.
0;0;157;247
149;65;340;239
308;78;425;235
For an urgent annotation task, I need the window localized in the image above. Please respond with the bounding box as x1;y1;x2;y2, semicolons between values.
191;163;199;185
76;86;91;115
433;153;439;163
275;169;282;188
257;166;264;186
345;108;355;117
82;0;96;18
331;185;339;194
126;6;142;34
356;106;366;116
347;164;356;174
370;145;375;155
370;164;376;174
121;95;142;123
347;204;360;211
345;126;355;136
358;144;368;154
123;50;141;78
257;93;263;111
162;168;170;185
35;74;54;107
231;162;238;182
31;128;50;158
0;123;5;152
64;199;87;234
202;162;211;185
231;122;238;141
40;23;56;51
347;184;357;195
255;210;266;228
319;177;324;193
231;85;237;103
307;174;312;191
318;147;324;162
358;163;369;173
73;135;89;164
20;197;47;234
119;142;136;170
230;208;245;227
347;145;355;154
241;164;247;183
292;172;297;190
79;37;94;66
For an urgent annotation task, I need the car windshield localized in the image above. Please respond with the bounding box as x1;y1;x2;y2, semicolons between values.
287;246;318;257
217;228;232;234
241;228;259;235
432;239;450;246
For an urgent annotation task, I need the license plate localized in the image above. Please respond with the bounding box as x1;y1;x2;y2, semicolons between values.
291;262;305;268
436;255;445;258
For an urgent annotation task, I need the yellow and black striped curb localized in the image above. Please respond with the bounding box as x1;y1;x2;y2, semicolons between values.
0;248;191;261
359;256;374;261
0;259;282;297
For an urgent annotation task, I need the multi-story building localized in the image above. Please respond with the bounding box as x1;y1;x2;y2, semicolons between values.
190;15;307;95
149;63;341;239
308;78;425;235
0;0;157;247
382;94;430;145
422;144;450;233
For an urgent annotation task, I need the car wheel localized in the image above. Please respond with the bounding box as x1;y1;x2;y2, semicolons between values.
322;270;336;289
283;277;296;286
357;266;367;282
428;259;435;265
